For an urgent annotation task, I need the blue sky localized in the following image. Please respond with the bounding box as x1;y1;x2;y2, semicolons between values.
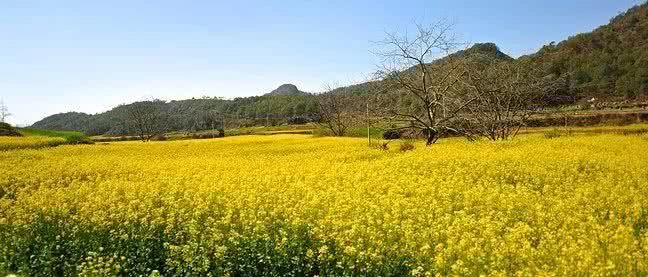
1;0;642;125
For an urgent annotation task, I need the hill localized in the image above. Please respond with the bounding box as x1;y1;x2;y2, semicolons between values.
333;2;648;102
31;84;318;135
526;2;648;99
265;84;310;96
329;42;513;96
29;43;519;135
450;42;514;61
28;112;93;133
31;2;648;135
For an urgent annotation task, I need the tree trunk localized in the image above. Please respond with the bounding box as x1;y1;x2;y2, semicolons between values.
426;135;434;145
424;128;438;146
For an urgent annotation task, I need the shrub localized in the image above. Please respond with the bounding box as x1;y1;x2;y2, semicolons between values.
65;133;94;144
0;122;22;137
382;129;401;140
399;140;415;152
371;140;391;151
399;128;421;139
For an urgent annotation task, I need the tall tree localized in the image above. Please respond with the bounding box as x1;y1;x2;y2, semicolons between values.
122;100;169;142
316;85;358;137
373;21;474;145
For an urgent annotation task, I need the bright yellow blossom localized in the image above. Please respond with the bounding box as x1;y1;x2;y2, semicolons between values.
0;134;647;276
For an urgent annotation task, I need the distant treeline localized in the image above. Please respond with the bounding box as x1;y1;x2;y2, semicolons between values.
32;2;648;135
32;94;318;136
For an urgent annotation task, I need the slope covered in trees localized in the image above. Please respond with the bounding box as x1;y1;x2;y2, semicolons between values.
31;2;648;135
32;85;318;135
29;112;93;133
27;44;525;135
527;2;648;99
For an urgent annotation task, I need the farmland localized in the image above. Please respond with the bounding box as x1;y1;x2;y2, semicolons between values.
1;134;647;276
0;128;91;151
0;136;66;151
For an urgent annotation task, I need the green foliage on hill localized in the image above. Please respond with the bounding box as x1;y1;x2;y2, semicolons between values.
28;112;93;133
26;44;521;136
527;2;648;99
450;42;514;61
265;84;309;96
30;2;648;135
31;85;318;135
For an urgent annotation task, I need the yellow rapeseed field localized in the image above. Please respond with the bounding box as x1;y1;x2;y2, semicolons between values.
0;136;66;151
1;134;647;276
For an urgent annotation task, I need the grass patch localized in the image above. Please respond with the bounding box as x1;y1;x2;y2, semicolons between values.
0;128;93;151
19;128;93;144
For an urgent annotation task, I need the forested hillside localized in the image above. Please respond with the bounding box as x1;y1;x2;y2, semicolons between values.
32;86;318;135
32;42;509;135
527;2;648;99
31;2;648;135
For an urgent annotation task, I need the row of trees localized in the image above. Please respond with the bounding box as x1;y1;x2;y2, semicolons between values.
318;21;565;145
117;100;233;141
108;96;316;137
31;94;319;136
118;100;321;141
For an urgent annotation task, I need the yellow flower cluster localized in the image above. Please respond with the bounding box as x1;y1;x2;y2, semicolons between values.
1;134;647;276
0;136;65;151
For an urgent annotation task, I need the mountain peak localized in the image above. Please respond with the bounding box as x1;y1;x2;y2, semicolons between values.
450;42;513;61
266;84;306;96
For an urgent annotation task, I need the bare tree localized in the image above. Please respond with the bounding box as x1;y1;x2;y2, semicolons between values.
122;100;169;142
205;110;225;138
373;21;474;145
460;58;566;140
0;99;11;123
316;84;358;136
